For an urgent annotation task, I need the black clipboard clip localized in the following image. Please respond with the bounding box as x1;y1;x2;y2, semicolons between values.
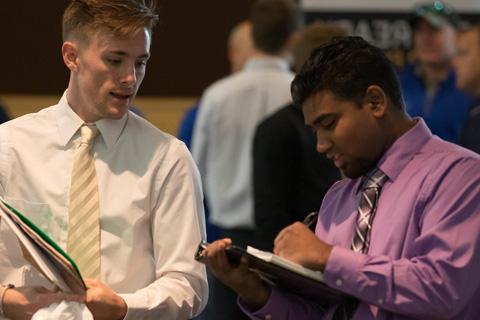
194;241;210;263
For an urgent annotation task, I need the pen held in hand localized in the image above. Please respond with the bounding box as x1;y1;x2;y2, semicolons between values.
303;211;319;230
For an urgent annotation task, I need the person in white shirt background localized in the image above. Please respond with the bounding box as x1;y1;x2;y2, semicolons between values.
191;0;300;318
0;0;207;319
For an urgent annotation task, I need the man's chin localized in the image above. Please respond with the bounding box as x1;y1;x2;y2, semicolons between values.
105;107;128;120
341;169;361;179
341;165;371;179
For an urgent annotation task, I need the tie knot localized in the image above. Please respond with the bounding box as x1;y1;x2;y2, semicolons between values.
362;167;388;190
80;124;98;146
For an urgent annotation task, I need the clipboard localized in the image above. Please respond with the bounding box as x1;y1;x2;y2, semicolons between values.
195;242;348;306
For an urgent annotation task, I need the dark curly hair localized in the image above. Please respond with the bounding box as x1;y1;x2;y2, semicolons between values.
291;36;405;110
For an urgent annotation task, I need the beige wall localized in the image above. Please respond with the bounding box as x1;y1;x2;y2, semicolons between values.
1;95;198;136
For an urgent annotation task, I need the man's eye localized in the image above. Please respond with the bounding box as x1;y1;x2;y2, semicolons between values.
136;60;147;68
107;58;121;65
322;119;336;129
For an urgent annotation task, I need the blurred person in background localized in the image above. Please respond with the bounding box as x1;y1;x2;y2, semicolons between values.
178;20;256;244
399;1;471;143
253;23;345;251
453;24;480;153
178;20;255;151
0;100;10;123
191;0;301;318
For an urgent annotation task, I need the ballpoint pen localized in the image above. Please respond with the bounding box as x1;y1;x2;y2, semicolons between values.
303;211;319;230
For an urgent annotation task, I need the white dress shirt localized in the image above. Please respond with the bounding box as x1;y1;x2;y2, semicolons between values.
192;57;294;229
0;93;208;319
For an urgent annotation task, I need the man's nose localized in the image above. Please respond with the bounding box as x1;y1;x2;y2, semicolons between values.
316;133;332;154
121;64;137;86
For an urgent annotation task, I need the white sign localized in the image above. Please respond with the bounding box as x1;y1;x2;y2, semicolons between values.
301;0;480;12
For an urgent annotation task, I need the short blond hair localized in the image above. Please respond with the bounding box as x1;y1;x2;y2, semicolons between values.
62;0;159;42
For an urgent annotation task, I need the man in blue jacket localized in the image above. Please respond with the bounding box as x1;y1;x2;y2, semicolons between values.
399;1;471;143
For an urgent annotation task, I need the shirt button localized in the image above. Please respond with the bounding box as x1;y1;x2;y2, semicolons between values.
378;298;383;304
336;279;343;287
265;315;272;320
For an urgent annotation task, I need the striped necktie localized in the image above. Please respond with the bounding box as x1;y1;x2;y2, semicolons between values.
351;168;388;253
334;168;388;320
67;124;101;279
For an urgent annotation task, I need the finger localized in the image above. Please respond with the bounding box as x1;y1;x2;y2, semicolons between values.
62;293;86;303
34;286;54;294
274;224;290;248
237;256;262;283
84;278;97;289
220;237;232;246
238;255;250;272
291;221;304;229
205;239;228;257
204;242;229;274
274;230;287;255
216;245;232;273
37;292;70;307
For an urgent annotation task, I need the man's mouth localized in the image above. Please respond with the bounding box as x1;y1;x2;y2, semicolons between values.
327;153;345;168
110;92;132;100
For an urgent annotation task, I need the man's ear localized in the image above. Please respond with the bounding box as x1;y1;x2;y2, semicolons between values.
62;41;79;72
363;85;387;118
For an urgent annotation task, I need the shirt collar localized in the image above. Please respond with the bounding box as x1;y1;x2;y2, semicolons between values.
55;90;128;150
243;57;290;72
377;117;431;182
354;118;431;194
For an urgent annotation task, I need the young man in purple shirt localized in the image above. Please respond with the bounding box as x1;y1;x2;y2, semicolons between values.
201;36;480;319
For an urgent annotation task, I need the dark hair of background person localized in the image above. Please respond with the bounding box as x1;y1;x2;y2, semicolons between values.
62;0;159;42
291;36;405;110
250;0;301;54
0;101;11;124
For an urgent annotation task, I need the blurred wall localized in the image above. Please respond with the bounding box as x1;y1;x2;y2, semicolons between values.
0;1;255;134
0;0;255;96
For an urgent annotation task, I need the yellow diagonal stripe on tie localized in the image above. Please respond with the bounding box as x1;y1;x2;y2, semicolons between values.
67;125;101;279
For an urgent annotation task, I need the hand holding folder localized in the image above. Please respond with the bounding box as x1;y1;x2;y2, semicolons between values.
195;241;348;306
0;197;86;294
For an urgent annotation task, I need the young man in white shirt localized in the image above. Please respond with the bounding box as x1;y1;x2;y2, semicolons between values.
0;1;207;319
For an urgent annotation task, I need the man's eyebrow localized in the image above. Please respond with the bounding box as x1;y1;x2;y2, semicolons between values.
108;50;150;59
311;113;336;126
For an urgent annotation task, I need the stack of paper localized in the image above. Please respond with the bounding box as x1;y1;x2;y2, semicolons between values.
0;197;85;294
195;241;348;306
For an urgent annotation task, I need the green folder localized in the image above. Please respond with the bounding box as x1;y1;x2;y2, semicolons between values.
0;198;86;293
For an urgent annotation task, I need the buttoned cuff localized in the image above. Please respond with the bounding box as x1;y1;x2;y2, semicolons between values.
323;246;367;296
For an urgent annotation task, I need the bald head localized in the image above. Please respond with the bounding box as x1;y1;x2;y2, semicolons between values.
228;21;256;73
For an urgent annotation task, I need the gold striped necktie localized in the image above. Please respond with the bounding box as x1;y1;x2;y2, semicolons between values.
67;124;101;279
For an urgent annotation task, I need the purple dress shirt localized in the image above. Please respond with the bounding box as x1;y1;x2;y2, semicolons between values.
240;119;480;319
